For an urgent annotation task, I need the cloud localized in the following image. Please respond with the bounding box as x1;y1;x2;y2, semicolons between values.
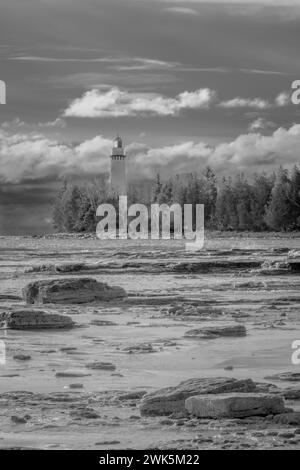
275;91;291;106
248;117;276;132
9;55;119;63
9;55;178;70
107;58;179;71
219;92;291;109
164;7;199;15
219;97;270;109
2;118;26;129
63;87;291;118
63;87;216;118
240;68;287;76
2;123;300;184
1;118;66;130
129;123;300;176
0;130;112;183
38;118;66;128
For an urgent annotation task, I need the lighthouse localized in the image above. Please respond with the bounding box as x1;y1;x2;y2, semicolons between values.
110;135;127;196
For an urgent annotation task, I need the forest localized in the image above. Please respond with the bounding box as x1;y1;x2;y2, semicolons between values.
52;166;300;233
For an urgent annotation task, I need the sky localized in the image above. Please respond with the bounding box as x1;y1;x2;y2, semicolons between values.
1;0;300;234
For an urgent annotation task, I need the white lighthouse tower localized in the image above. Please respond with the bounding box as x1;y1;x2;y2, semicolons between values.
110;135;127;196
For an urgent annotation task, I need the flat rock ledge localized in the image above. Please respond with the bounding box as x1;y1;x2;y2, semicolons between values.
184;324;246;339
0;309;74;330
139;377;256;416
185;393;285;419
22;278;127;305
265;372;300;382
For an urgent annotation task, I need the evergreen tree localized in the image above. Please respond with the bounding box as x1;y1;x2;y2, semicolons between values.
232;174;253;230
250;173;273;231
214;178;237;230
202;166;217;226
152;173;162;202
52;179;68;231
289;165;300;229
264;167;292;231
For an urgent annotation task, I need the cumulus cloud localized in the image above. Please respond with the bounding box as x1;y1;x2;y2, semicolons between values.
63;87;291;118
0;130;112;183
2;124;300;183
128;125;300;176
210;124;300;169
63;87;216;118
248;117;276;132
219;97;270;109
275;91;291;106
219;92;292;110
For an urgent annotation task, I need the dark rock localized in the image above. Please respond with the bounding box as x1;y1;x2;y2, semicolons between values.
95;440;120;445
70;408;99;419
55;370;92;378
85;362;116;371
22;278;127;305
90;319;118;326
185;393;285;418
278;432;295;439
140;377;256;416
11;415;30;424
68;383;84;389
0;309;74;330
272;412;300;425
159;418;174;425
13;354;31;361
281;388;300;400
119;391;147;401
184;324;246;339
55;263;85;273
265;372;300;382
123;343;155;354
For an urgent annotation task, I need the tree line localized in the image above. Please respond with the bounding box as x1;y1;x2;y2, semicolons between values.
52;166;300;233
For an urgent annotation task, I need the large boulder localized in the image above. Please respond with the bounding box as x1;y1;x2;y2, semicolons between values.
139;377;256;416
0;309;74;330
22;278;127;305
184;323;246;339
185;393;285;419
272;412;300;425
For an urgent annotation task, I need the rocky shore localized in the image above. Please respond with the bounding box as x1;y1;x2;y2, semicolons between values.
0;235;299;449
